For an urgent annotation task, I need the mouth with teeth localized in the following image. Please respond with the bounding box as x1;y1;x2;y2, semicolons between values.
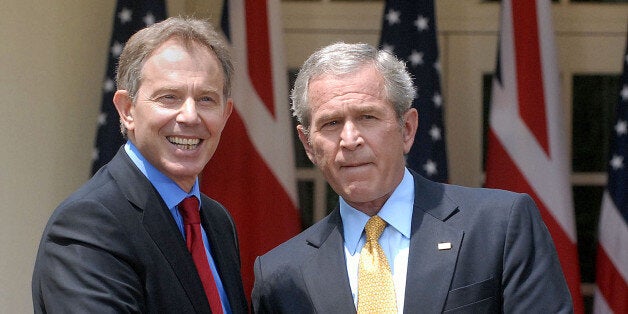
167;136;201;150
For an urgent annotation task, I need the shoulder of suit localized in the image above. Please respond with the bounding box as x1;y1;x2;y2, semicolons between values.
259;211;337;261
199;193;224;209
441;183;528;205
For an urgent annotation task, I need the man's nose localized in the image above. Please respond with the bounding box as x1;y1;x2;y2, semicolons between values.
177;98;200;123
339;121;364;150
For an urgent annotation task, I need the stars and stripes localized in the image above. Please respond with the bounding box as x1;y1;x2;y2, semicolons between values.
593;32;628;314
484;0;584;312
91;0;166;174
200;0;301;298
378;0;448;183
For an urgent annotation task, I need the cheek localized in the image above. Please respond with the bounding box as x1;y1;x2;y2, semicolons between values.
202;112;229;130
313;143;338;167
138;107;174;129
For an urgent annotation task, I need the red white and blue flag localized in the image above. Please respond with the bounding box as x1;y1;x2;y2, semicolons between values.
484;0;584;312
200;0;301;298
92;0;166;174
593;33;628;314
379;0;448;183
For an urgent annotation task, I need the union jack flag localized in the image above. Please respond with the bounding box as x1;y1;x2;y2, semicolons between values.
484;0;584;311
200;0;301;298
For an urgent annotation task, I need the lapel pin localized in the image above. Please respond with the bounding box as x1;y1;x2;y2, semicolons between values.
438;242;452;250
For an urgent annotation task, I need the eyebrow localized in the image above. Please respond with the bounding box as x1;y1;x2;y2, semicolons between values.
150;85;221;96
313;104;384;123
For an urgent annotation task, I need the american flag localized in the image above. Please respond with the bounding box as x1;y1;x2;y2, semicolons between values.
485;0;583;311
593;33;628;314
91;0;166;174
378;0;448;183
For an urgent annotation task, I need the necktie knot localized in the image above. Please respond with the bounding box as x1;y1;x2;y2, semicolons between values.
364;215;386;242
178;196;200;225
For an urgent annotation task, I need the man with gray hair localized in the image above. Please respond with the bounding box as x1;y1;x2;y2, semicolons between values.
252;42;572;313
32;17;247;313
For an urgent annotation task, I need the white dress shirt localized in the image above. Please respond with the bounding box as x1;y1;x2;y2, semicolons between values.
340;168;415;313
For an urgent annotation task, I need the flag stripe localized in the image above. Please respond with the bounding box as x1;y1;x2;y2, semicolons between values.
596;246;628;313
511;0;549;155
598;192;628;282
245;1;275;116
593;287;613;314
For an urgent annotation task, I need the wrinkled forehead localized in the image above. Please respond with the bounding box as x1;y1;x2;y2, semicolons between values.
307;68;387;106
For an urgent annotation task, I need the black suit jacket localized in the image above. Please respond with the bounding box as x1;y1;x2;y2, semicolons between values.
252;171;572;313
32;148;248;313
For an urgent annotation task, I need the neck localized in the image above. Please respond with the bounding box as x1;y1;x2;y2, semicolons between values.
345;196;390;217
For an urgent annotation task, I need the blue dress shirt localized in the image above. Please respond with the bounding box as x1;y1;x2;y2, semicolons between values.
340;168;414;313
125;142;232;313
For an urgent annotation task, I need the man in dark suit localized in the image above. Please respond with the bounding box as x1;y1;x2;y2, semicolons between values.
32;17;247;313
252;42;573;313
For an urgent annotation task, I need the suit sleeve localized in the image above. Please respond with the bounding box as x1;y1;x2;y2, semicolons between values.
501;194;573;313
251;256;270;314
32;199;144;313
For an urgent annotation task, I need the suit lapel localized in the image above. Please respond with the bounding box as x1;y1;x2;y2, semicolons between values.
108;148;211;313
200;200;247;314
403;172;463;314
301;210;357;313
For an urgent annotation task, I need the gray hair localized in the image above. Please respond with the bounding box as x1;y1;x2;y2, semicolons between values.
290;42;416;133
116;16;233;136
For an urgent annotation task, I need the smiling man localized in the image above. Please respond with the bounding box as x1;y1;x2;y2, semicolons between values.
251;42;572;313
32;17;247;313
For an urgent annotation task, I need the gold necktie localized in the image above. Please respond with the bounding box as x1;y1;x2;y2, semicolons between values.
357;215;397;314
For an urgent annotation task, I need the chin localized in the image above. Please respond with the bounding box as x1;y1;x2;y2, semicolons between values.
340;187;371;201
167;162;202;176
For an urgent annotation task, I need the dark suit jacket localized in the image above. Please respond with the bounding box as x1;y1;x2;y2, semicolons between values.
32;148;248;313
252;171;572;313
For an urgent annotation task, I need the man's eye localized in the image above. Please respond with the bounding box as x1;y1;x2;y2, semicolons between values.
157;95;179;104
198;96;216;104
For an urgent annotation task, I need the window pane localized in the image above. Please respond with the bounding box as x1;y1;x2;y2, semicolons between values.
573;186;603;284
482;73;493;171
298;180;314;228
572;75;619;172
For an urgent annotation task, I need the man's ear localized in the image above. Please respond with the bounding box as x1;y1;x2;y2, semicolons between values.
402;108;419;154
223;98;234;121
113;90;134;133
297;125;316;165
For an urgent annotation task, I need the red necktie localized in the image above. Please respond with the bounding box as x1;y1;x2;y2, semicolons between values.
178;196;224;313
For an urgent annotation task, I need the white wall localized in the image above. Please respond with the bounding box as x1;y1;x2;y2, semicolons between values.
1;2;113;312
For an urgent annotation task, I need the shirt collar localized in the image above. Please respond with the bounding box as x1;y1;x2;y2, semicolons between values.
124;141;201;209
340;168;414;254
